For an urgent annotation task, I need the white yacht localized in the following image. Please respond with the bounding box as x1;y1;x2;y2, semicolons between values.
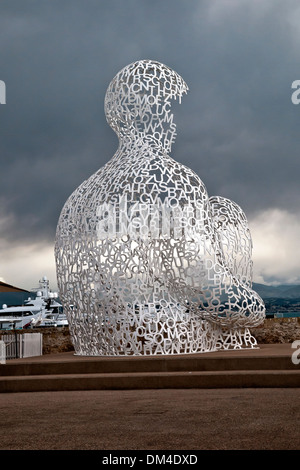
0;276;68;330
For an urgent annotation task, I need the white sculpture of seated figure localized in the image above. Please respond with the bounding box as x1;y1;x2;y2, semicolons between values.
55;60;265;355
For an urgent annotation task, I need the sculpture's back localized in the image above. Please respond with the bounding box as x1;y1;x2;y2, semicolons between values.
55;60;265;356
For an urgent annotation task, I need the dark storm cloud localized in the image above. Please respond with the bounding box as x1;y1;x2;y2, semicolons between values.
1;0;300;248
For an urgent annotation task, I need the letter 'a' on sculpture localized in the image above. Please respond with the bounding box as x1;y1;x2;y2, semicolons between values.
55;59;265;356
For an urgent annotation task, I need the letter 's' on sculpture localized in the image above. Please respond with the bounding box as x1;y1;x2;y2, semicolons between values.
55;60;265;356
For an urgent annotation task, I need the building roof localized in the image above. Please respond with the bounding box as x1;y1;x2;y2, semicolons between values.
0;281;29;293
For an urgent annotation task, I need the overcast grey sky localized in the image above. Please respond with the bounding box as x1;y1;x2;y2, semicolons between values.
0;0;300;290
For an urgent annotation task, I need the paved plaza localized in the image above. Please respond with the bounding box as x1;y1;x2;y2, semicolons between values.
0;344;299;451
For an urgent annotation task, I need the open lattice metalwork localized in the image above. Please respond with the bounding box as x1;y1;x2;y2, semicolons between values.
55;60;265;356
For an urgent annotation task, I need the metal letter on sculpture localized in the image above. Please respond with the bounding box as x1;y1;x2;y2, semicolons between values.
55;60;265;356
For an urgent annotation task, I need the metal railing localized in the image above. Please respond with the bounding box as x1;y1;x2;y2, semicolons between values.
0;341;5;364
0;333;43;361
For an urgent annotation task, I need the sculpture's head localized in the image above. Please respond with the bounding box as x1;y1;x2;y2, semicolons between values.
104;60;188;152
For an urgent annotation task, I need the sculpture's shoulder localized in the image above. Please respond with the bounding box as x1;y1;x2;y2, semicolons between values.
147;153;209;203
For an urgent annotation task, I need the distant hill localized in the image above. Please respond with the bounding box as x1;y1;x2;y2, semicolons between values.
0;281;299;308
253;283;300;300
